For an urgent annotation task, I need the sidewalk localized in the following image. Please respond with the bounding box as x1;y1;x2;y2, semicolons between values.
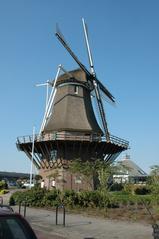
13;206;153;239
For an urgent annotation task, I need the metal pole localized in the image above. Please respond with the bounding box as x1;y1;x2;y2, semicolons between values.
19;202;21;214
152;224;159;239
40;64;61;133
24;201;27;217
46;80;49;110
29;126;35;189
0;196;3;205
56;207;58;225
36;81;50;123
63;206;65;226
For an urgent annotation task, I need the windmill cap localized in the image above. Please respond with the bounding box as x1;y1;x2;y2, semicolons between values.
56;68;90;87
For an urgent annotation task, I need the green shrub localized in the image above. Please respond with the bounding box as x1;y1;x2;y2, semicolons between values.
0;189;9;195
9;191;25;205
88;191;103;207
9;196;15;206
76;191;91;207
110;183;124;192
123;183;135;195
9;187;156;210
63;190;78;207
135;186;151;195
0;180;8;190
9;188;47;207
42;189;60;207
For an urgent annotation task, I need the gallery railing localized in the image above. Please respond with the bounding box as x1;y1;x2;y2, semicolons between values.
17;132;129;149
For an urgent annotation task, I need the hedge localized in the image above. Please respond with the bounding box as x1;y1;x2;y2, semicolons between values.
9;188;157;209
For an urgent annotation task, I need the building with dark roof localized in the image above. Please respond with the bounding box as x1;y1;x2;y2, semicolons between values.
113;155;148;184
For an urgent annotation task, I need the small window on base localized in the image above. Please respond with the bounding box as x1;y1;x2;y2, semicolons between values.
74;85;78;94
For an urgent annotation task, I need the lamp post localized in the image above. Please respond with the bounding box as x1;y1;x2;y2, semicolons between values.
29;126;35;189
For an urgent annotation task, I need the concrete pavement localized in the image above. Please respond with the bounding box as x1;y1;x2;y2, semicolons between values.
13;206;153;239
1;191;154;239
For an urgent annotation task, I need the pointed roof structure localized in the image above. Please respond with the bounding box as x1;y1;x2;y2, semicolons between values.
43;69;103;135
118;155;147;177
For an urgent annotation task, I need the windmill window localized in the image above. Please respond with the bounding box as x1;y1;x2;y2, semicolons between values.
74;85;79;94
50;150;57;161
75;176;82;184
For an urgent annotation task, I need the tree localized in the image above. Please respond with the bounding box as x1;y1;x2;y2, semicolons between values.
69;159;95;190
69;159;119;191
34;174;43;186
148;165;159;194
0;180;8;190
35;174;43;181
150;165;159;177
97;161;127;191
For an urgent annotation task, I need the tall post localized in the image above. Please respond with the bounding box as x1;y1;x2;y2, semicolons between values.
46;80;49;111
29;126;35;189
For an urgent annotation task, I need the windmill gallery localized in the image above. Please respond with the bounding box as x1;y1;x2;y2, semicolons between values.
16;20;129;191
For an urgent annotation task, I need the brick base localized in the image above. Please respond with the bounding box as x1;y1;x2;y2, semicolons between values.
39;167;93;191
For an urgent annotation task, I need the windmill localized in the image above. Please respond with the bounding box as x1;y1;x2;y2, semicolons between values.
55;18;115;142
16;19;129;191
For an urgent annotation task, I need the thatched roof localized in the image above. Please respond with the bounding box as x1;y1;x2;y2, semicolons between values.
43;69;103;135
118;159;147;177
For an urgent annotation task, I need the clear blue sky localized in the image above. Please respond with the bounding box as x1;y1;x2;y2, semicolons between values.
0;0;159;173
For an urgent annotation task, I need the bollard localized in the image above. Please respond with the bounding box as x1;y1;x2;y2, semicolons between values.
63;206;65;226
0;196;3;205
56;206;58;225
18;200;27;217
152;224;159;239
56;204;65;226
24;201;27;217
19;201;21;214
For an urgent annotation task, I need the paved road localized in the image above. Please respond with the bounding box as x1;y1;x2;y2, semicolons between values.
12;206;153;239
2;191;154;239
